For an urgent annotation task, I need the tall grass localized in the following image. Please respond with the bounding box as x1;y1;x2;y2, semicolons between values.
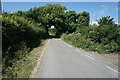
2;40;47;78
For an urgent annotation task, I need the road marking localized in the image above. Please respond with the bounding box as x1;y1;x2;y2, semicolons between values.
86;55;95;60
106;66;119;74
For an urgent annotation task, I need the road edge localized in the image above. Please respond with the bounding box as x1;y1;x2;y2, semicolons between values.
28;40;49;78
61;39;118;66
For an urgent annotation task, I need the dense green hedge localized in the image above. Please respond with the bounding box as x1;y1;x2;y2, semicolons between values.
3;15;47;51
2;15;47;78
62;16;120;54
76;25;120;44
61;25;120;54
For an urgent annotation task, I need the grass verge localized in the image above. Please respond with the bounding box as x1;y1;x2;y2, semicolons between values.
2;40;48;78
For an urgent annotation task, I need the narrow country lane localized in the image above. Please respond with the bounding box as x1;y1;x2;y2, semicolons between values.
35;39;118;78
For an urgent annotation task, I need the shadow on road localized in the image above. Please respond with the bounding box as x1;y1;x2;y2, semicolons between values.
49;35;60;39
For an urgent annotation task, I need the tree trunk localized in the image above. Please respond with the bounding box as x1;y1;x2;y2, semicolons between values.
45;26;49;36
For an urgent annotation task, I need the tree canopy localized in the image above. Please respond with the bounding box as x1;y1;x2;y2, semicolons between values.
97;16;115;26
11;4;90;36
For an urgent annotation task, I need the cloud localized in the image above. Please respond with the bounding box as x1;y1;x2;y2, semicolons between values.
100;5;109;14
90;21;99;26
115;22;118;24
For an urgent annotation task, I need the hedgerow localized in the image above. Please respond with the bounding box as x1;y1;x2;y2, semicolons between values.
2;14;47;78
61;25;120;54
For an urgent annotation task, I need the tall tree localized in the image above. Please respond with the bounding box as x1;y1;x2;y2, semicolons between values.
97;16;114;26
77;11;90;26
25;4;67;36
65;11;77;33
65;11;77;23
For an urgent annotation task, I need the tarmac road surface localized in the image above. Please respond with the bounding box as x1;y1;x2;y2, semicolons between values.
35;39;118;78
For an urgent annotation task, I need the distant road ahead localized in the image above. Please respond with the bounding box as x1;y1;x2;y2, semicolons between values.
35;39;118;78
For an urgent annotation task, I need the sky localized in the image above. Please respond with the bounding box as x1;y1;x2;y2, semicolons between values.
2;2;119;24
1;0;119;2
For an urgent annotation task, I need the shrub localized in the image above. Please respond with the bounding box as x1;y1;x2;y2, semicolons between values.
2;15;47;51
2;15;48;78
61;33;120;54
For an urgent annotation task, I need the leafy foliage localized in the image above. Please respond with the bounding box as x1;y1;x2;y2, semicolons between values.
24;4;67;36
62;16;120;54
13;4;90;36
97;16;115;26
62;32;120;54
2;15;46;51
77;11;90;26
2;14;47;78
2;4;119;78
